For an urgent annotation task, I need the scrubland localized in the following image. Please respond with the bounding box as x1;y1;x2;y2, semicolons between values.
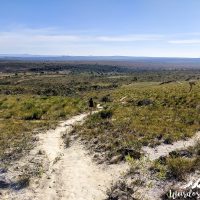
79;81;200;158
0;95;86;165
0;67;200;199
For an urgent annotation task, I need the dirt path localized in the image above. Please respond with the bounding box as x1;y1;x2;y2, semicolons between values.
3;113;199;200
131;132;200;200
6;113;128;200
42;141;127;200
142;131;200;161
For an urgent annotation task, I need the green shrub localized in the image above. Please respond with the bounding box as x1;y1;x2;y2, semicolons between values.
99;109;113;119
100;95;112;102
23;102;34;110
22;110;43;120
166;157;195;180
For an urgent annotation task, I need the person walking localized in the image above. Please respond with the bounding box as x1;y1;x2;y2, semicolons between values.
88;98;94;115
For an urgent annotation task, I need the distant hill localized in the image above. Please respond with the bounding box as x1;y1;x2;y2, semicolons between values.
1;55;200;72
0;54;200;62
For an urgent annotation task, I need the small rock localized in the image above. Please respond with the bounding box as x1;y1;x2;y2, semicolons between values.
93;138;98;145
110;155;122;164
137;99;153;106
93;154;99;159
163;138;173;144
38;150;45;155
97;160;104;165
179;150;193;158
33;137;40;142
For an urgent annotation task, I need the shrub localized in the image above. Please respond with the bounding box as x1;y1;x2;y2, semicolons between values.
22;110;43;120
100;95;112;103
99;109;113;119
137;99;153;106
166;157;195;180
23;102;34;110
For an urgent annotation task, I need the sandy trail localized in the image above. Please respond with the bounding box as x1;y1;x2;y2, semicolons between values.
8;112;127;200
45;141;127;200
134;131;200;200
142;131;200;161
4;112;199;200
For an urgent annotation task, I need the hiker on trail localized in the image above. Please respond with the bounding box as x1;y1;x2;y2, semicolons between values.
89;98;94;115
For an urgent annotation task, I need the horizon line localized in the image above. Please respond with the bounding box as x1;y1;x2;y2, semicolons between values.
0;54;200;59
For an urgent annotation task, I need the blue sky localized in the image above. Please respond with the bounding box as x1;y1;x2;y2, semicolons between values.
0;0;200;57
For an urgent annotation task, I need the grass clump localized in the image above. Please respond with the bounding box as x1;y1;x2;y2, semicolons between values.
99;109;113;119
151;141;200;181
166;157;196;180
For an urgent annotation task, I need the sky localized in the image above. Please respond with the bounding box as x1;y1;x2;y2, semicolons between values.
0;0;200;57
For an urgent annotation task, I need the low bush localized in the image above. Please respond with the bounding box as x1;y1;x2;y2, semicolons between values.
22;110;43;120
166;157;196;180
99;109;113;119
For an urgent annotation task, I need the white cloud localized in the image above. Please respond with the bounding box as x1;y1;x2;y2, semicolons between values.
0;28;166;55
168;39;200;44
0;28;164;44
97;34;163;42
0;32;80;43
0;27;200;57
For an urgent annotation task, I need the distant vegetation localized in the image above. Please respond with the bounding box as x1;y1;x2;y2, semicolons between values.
0;61;130;73
1;57;200;73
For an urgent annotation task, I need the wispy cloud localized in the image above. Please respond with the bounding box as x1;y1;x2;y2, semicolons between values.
96;34;163;42
0;28;164;43
0;31;81;43
168;39;200;44
0;27;200;57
